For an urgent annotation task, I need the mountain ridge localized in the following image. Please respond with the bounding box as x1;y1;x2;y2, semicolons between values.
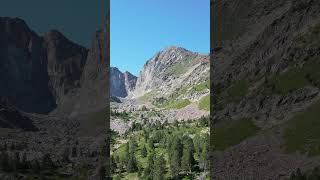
110;46;209;100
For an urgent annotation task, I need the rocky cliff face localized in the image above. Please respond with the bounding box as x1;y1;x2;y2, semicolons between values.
0;17;109;116
0;17;56;114
72;26;109;114
124;71;137;92
130;46;209;98
110;67;137;98
44;30;88;107
110;67;127;97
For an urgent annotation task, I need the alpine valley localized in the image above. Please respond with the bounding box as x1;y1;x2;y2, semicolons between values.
110;47;210;179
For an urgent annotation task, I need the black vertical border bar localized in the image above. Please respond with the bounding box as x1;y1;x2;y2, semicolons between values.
210;0;216;179
106;0;111;179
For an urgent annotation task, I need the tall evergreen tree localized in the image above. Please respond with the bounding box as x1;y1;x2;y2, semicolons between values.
181;138;195;173
0;152;10;171
200;141;208;171
141;145;148;158
42;154;54;170
170;137;183;178
154;155;166;180
308;167;320;180
126;153;138;173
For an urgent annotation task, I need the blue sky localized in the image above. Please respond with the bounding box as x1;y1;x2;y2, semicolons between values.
111;0;210;75
0;0;108;47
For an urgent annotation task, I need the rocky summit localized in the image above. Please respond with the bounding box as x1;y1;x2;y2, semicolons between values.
0;17;108;179
212;0;320;179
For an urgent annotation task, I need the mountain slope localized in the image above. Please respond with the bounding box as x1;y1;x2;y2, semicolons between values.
130;46;209;100
212;0;320;179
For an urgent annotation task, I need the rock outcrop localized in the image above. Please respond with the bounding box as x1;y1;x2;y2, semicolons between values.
110;67;137;98
44;30;88;107
130;46;209;98
0;17;56;114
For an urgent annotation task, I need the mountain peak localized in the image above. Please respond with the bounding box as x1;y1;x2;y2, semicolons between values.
162;46;189;53
0;17;29;29
44;29;68;42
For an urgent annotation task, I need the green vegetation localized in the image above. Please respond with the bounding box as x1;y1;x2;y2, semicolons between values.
194;79;210;92
283;100;320;156
226;79;249;101
0;147;90;180
138;91;157;102
111;110;131;121
287;167;320;180
261;23;320;95
212;119;260;151
163;99;191;109
295;22;320;46
111;117;210;179
152;85;195;110
265;61;320;94
164;56;196;76
0;128;16;136
146;110;159;118
199;95;210;111
153;96;191;110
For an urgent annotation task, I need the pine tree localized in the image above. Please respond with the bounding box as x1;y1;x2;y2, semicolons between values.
21;152;28;169
200;141;208;171
147;151;155;170
154;155;165;180
13;152;21;170
308;167;320;180
170;137;183;178
141;145;148;158
130;139;138;152
148;138;154;149
0;152;10;171
143;166;153;180
42;154;54;170
31;160;40;173
181;138;195;173
124;142;130;163
62;147;70;163
71;146;77;157
113;175;121;180
126;153;138;172
110;155;117;173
